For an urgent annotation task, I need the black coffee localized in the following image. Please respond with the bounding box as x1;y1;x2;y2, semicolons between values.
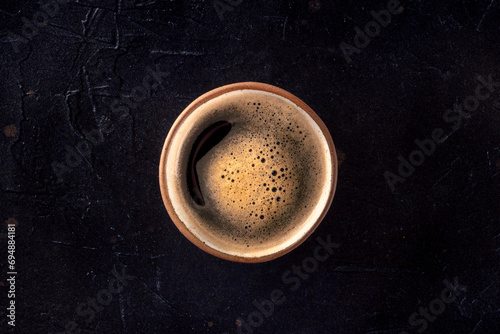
187;121;232;206
170;90;332;254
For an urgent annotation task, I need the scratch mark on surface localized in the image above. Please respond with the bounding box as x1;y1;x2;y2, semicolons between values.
48;240;98;251
150;50;206;56
468;319;482;333
118;288;127;332
282;15;288;40
431;157;461;189
477;0;498;32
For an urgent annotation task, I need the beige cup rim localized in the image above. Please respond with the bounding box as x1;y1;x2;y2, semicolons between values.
159;82;338;263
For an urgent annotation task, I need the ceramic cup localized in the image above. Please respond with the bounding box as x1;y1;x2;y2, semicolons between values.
159;82;337;262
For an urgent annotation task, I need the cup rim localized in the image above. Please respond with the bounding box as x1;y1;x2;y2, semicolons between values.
159;82;338;263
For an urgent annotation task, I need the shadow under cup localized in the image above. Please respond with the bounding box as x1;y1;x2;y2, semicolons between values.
159;82;337;263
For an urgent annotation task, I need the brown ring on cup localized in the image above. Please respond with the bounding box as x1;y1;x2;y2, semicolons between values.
159;82;338;263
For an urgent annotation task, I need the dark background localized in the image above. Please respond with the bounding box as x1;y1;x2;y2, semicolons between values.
1;0;500;333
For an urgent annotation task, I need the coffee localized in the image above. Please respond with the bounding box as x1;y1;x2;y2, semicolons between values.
160;84;337;262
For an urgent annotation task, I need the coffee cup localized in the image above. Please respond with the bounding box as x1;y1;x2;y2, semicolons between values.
159;82;337;262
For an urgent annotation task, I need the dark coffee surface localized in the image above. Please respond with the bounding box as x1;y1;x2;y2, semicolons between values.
173;90;330;252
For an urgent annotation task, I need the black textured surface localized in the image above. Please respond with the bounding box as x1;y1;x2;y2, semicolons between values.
1;1;500;333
